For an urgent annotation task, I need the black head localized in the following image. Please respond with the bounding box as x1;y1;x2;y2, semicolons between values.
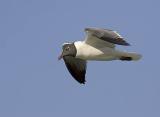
58;43;77;60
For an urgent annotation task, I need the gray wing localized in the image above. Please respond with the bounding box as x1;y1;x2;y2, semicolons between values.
85;27;130;46
63;56;87;84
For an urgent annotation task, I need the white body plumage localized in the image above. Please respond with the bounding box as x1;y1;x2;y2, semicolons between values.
74;41;141;61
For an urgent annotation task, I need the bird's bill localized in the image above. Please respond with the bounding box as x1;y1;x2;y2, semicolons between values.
58;53;63;60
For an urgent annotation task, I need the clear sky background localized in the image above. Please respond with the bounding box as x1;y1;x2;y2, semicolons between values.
0;0;160;117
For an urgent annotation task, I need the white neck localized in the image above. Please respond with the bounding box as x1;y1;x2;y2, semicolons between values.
74;41;85;57
74;41;84;47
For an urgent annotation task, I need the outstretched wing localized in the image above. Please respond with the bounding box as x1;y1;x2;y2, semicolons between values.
84;27;130;48
63;56;87;84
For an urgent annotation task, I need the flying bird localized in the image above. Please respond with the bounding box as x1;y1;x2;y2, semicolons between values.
58;27;142;84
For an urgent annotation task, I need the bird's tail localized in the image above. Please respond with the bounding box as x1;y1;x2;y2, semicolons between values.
118;51;142;61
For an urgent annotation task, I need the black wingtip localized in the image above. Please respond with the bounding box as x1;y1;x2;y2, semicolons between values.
77;79;86;84
120;56;132;61
124;42;131;46
116;38;131;46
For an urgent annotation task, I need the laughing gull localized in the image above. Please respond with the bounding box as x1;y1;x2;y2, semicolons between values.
58;27;142;84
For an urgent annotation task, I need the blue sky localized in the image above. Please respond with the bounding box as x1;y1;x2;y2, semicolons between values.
0;0;160;117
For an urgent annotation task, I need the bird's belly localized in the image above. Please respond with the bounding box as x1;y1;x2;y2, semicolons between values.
76;46;117;61
83;54;116;61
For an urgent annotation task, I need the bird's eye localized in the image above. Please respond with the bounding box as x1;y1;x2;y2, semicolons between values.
65;46;70;51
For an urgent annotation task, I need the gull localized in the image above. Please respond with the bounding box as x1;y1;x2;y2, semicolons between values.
58;27;142;84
